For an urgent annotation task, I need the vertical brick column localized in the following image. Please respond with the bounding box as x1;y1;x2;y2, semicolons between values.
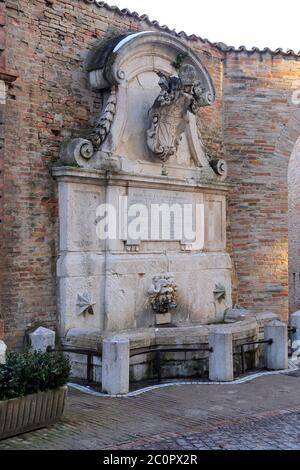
0;0;6;328
0;0;17;334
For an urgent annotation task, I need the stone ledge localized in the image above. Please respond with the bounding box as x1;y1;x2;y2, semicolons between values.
66;319;270;383
52;166;232;193
65;316;275;352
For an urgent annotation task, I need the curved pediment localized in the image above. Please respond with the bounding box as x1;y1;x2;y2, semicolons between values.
60;31;227;181
87;31;215;104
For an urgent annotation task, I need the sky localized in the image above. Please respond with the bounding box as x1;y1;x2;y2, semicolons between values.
105;0;300;52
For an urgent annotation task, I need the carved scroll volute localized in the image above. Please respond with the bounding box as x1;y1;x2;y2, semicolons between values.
147;64;213;162
90;86;117;150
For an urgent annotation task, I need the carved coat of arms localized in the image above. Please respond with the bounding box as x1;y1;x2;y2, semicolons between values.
147;64;213;162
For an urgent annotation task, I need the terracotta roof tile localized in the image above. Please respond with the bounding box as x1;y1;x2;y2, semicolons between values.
83;0;300;58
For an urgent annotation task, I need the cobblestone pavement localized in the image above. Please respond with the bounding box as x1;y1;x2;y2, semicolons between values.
1;371;300;450
115;411;300;450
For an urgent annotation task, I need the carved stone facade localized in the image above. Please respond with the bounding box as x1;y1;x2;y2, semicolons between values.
60;31;225;182
55;31;232;337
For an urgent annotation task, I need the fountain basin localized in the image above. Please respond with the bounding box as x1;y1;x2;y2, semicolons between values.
64;312;278;384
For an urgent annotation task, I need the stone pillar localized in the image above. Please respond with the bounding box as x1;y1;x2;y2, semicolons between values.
0;340;7;364
209;329;234;382
291;311;300;342
29;327;55;353
264;320;288;370
102;336;130;395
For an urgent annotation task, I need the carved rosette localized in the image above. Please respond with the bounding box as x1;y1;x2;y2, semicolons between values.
147;64;213;162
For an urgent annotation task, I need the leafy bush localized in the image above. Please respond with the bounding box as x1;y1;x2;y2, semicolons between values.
0;352;70;401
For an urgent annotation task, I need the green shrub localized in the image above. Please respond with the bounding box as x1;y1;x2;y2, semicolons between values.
0;352;70;401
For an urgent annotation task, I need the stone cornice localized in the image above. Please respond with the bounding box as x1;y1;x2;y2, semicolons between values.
52;166;233;194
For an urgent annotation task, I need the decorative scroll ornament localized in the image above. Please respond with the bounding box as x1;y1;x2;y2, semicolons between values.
76;292;96;316
90;86;117;149
209;158;228;180
147;64;213;162
148;273;178;314
59;88;117;167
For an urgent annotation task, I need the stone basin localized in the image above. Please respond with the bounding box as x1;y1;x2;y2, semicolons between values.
65;312;279;383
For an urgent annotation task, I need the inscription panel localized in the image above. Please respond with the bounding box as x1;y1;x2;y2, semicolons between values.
204;194;226;251
124;187;203;249
69;185;105;252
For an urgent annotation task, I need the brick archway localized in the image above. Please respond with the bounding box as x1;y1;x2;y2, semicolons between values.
274;108;300;315
288;135;300;313
273;108;300;163
226;91;300;320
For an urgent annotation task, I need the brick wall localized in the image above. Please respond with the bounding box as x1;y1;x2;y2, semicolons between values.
0;0;4;329
223;53;300;319
0;0;17;343
2;0;300;347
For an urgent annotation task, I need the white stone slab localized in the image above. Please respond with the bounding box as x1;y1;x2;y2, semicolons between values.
30;327;55;353
209;329;233;382
102;336;130;395
264;320;288;370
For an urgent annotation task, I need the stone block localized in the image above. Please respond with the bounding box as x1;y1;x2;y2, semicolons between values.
209;328;233;382
29;327;55;353
291;311;300;341
102;336;130;395
155;313;171;325
0;340;7;364
223;306;252;323
264;320;288;370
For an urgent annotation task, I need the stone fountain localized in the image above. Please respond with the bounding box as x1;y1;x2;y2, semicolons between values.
52;32;285;389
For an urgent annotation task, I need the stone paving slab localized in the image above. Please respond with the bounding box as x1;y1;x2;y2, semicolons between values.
0;372;300;450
